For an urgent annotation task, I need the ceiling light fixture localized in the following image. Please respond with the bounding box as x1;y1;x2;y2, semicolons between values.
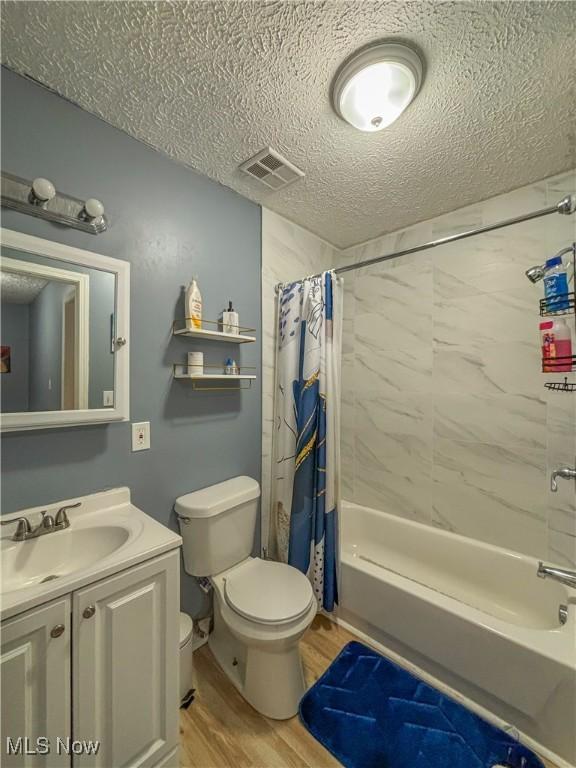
332;41;424;133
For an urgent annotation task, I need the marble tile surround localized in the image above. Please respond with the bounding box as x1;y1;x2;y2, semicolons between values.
262;172;576;567
338;171;576;565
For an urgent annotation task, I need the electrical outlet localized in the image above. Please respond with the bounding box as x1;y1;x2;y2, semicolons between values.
132;421;150;452
103;390;114;407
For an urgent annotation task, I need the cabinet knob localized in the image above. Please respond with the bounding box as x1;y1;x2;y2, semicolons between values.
50;624;65;638
83;605;96;619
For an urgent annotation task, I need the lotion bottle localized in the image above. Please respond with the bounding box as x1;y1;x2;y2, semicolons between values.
185;277;202;331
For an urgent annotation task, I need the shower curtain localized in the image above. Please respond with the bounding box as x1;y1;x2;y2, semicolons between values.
270;271;342;612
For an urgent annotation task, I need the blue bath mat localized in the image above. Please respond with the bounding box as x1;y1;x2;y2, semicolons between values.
300;641;544;768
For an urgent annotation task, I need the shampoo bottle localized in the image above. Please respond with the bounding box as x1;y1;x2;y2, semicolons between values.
543;256;570;312
185;277;202;331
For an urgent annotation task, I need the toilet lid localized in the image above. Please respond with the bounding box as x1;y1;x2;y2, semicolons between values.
224;559;315;625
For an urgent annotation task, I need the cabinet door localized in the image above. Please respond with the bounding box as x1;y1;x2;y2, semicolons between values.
1;598;71;768
73;551;179;768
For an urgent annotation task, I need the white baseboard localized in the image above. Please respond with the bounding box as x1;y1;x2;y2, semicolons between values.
153;746;179;768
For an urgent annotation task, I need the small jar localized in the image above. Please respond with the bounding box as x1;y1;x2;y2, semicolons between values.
187;351;203;376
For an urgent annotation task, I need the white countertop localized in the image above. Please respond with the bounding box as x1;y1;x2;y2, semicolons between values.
1;487;182;622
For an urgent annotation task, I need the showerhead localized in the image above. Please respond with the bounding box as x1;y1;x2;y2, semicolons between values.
525;244;575;283
525;264;547;283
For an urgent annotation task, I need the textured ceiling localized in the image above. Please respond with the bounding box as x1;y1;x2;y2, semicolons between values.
1;1;575;248
0;271;47;304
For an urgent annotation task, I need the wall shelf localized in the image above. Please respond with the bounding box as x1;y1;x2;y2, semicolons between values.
174;373;256;381
173;363;256;391
545;377;576;392
539;292;575;317
538;246;576;392
172;319;256;344
541;354;576;373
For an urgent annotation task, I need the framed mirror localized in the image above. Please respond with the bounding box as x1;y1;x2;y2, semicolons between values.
1;229;129;431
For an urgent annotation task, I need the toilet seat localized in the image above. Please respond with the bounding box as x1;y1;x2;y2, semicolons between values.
224;558;315;625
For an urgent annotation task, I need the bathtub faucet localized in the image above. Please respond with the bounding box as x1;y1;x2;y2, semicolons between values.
537;561;576;589
550;465;576;492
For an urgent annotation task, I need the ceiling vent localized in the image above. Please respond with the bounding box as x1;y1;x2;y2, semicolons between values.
239;148;304;191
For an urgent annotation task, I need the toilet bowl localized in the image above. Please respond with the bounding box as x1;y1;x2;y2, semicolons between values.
210;557;316;719
176;477;317;719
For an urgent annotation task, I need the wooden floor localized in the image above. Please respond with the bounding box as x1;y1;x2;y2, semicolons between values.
179;616;558;768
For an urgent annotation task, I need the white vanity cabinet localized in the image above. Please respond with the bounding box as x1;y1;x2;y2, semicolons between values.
73;552;179;768
1;598;71;768
1;550;180;768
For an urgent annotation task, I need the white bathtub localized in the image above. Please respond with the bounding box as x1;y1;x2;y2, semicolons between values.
338;500;576;767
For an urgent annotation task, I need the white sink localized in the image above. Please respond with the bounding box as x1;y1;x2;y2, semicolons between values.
0;487;182;621
1;525;130;594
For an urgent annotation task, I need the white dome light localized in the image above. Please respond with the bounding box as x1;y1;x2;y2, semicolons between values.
84;198;105;220
31;177;56;203
332;42;424;133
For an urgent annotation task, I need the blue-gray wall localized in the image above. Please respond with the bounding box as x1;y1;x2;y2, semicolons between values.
87;269;115;409
1;69;262;617
29;281;68;411
1;303;30;412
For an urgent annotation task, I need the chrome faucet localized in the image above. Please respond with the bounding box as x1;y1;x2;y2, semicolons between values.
0;517;32;541
550;465;576;492
0;503;81;541
537;561;576;589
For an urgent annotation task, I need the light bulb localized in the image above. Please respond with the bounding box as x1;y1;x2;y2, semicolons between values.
339;61;416;132
31;177;56;203
83;198;105;220
332;42;424;133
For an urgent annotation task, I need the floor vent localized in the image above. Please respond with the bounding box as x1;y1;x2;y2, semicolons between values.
239;148;304;191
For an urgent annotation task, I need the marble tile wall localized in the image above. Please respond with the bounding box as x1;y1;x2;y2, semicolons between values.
260;209;339;548
337;171;576;565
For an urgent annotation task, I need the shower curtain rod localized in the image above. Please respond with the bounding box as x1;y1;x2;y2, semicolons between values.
275;194;575;291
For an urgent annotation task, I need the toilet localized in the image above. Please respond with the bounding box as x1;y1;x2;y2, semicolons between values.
176;476;317;719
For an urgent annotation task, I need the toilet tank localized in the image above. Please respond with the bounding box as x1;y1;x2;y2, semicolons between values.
176;476;260;577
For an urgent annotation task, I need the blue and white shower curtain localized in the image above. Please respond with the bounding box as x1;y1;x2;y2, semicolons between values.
270;271;342;612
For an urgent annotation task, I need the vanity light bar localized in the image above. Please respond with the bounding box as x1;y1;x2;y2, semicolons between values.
0;172;108;235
